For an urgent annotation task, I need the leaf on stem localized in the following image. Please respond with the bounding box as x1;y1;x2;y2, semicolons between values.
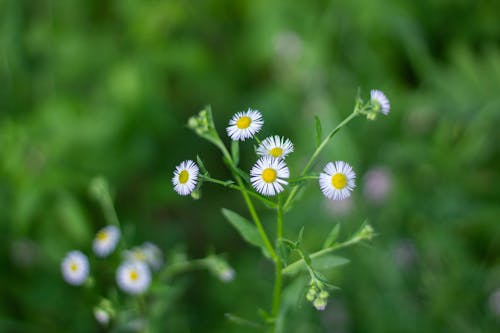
314;115;322;147
224;313;264;329
196;155;208;175
283;254;349;276
322;224;340;249
231;140;239;166
277;240;292;266
221;208;270;258
310;255;350;272
296;226;305;248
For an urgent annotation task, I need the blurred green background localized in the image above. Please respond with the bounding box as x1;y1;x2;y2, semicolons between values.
1;0;499;332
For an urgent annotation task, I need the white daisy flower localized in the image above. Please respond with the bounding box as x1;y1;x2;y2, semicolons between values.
172;160;199;196
250;156;289;196
116;261;151;295
123;242;163;272
319;161;356;200
226;108;264;141
370;89;390;115
142;242;163;271
61;250;89;286
257;135;294;159
93;225;120;258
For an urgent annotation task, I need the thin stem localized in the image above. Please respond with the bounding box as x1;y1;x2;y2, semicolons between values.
283;110;359;211
282;235;365;275
218;142;277;260
270;195;284;331
158;258;211;281
201;175;277;208
138;296;149;333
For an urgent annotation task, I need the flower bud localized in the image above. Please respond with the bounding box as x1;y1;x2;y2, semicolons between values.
313;297;327;311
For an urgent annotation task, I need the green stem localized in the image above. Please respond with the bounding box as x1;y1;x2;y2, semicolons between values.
201;175;277;208
218;142;277;260
282;235;365;275
283;110;359;211
137;296;149;333
270;195;284;331
101;190;120;227
158;258;212;281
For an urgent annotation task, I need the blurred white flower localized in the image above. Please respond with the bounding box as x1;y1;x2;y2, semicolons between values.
94;308;110;326
319;161;356;200
488;288;500;317
363;167;392;204
391;239;417;271
273;30;304;62
226;108;263;141
116;261;151;295
123;242;163;272
324;197;353;217
61;250;89;286
142;242;163;271
172;160;199;196
93;225;120;258
250;156;289;196
10;239;39;268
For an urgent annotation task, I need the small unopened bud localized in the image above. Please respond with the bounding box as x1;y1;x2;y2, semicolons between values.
190;190;201;200
359;224;375;240
94;308;110;326
187;116;199;129
319;290;329;299
306;289;316;302
313;297;327;311
219;268;236;283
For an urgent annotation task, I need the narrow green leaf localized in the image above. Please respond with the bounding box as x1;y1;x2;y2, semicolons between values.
283;255;349;276
296;226;305;248
231;140;239;166
314;115;322;147
221;208;269;256
311;255;350;271
277;241;291;266
322;224;340;249
279;238;297;250
225;313;264;329
196;155;208;174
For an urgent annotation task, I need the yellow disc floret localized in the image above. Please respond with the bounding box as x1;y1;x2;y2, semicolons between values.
70;262;78;272
331;173;347;189
269;147;283;158
262;168;277;183
236;116;251;129
130;270;139;281
97;231;108;241
178;170;189;184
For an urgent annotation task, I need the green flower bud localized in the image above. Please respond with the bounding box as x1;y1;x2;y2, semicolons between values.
319;290;329;299
313;297;327;311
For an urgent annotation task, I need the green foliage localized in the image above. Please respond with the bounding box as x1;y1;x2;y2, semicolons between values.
221;208;270;258
1;0;499;332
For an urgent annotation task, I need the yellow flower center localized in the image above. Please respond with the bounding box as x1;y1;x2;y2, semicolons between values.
70;263;78;272
178;170;189;184
269;147;283;158
331;173;347;189
262;168;277;183
130;270;139;281
133;251;146;261
236;116;251;129
97;231;108;241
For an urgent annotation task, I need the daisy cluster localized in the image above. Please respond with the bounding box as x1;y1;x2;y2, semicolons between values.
61;225;163;296
174;97;392;200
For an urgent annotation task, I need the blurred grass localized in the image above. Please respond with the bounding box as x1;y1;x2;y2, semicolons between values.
1;0;499;332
